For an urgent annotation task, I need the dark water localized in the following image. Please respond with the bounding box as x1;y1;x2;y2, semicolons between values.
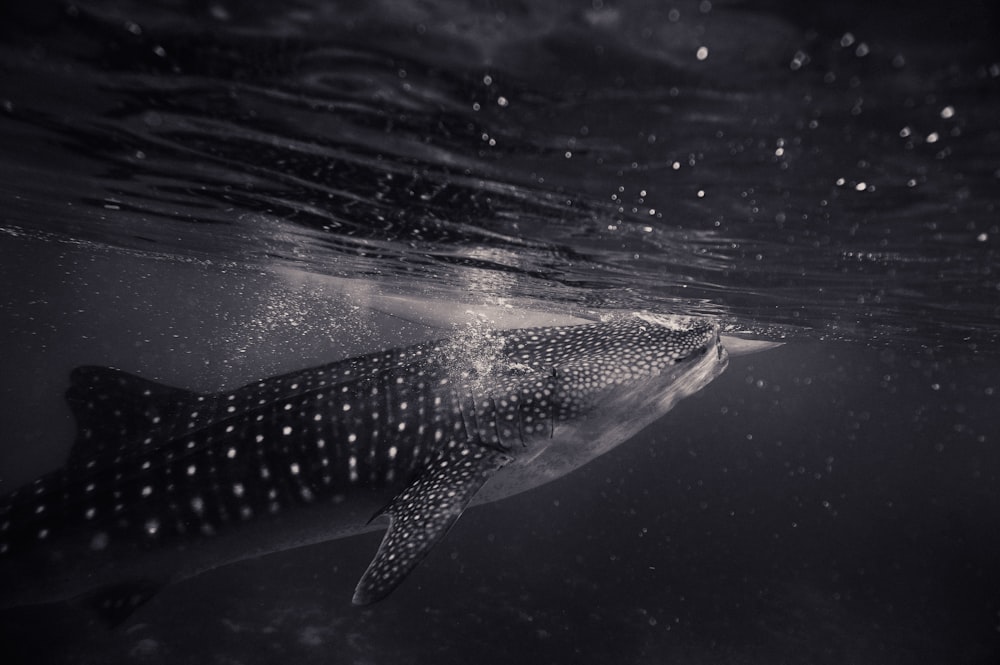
1;0;999;663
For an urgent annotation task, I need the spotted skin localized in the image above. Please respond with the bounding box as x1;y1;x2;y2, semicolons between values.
354;446;511;605
0;314;724;618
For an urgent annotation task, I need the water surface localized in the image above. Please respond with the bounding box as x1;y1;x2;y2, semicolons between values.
1;0;998;662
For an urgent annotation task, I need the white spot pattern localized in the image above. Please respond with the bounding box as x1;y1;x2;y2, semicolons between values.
0;314;717;592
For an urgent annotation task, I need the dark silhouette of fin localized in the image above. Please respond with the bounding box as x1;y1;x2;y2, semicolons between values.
64;366;202;468
82;579;164;628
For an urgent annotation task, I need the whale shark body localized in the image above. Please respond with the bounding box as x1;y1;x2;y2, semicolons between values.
0;313;734;622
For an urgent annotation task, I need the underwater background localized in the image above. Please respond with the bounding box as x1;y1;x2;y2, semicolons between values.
0;0;998;662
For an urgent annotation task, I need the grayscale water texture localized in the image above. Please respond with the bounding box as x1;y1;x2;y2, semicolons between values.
0;0;998;663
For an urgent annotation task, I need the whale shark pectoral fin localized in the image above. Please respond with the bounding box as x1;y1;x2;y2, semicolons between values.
352;448;512;606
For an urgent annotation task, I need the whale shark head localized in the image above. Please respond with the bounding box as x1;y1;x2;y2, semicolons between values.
471;313;727;504
447;311;720;383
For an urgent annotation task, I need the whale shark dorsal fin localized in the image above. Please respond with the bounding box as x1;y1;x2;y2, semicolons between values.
352;447;512;605
64;366;202;468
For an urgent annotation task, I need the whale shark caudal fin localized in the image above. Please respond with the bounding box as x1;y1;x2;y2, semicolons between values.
63;366;205;467
352;447;513;605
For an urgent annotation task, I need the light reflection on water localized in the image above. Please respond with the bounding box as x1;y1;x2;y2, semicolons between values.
0;2;999;661
1;0;997;348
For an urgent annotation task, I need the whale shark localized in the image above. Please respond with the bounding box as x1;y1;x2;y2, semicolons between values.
0;313;748;623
